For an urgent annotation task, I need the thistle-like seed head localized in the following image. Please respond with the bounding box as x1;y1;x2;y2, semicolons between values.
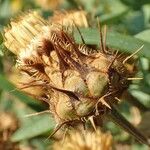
3;11;137;135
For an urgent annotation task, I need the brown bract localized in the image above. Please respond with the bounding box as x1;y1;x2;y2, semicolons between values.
3;11;136;136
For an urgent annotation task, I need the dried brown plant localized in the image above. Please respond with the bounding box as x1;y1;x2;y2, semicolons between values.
3;11;150;146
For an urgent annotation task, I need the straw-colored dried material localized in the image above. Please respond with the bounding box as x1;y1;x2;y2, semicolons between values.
53;130;112;150
11;0;22;14
0;112;17;131
4;11;48;54
35;0;63;10
0;112;18;150
50;10;88;28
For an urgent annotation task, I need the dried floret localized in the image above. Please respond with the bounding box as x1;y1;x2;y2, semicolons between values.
53;130;112;150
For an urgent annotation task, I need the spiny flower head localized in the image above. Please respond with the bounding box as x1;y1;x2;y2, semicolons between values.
3;11;137;137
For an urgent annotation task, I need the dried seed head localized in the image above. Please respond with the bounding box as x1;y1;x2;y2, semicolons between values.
50;10;88;28
3;11;138;137
53;130;112;150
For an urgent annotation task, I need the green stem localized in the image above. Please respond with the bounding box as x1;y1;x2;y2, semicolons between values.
107;105;150;146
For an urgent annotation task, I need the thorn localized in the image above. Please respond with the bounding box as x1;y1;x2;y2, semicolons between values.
88;116;97;131
123;45;144;64
48;84;80;101
115;97;121;102
96;92;117;114
44;123;66;142
108;105;150;146
61;127;68;144
107;50;118;71
103;25;107;53
56;42;89;77
9;88;18;93
97;17;105;54
73;20;85;44
101;99;111;109
127;77;143;81
117;52;125;60
23;110;50;118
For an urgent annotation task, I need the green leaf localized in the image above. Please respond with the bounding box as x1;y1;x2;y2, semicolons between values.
0;32;3;45
11;114;55;142
123;10;145;34
135;30;150;43
142;4;150;28
0;0;11;19
95;0;129;24
74;28;150;59
0;74;44;110
120;0;149;9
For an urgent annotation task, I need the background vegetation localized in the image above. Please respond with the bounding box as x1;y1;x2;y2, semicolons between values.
0;0;150;149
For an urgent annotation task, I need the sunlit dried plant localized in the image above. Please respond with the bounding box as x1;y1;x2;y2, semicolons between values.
50;10;88;28
35;0;63;10
0;112;18;150
3;11;150;146
53;130;112;150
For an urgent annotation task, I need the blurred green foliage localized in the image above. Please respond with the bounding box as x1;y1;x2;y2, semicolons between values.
0;0;150;149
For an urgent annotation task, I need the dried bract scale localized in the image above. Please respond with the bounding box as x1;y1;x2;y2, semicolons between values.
8;68;47;98
3;11;138;139
53;130;112;150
